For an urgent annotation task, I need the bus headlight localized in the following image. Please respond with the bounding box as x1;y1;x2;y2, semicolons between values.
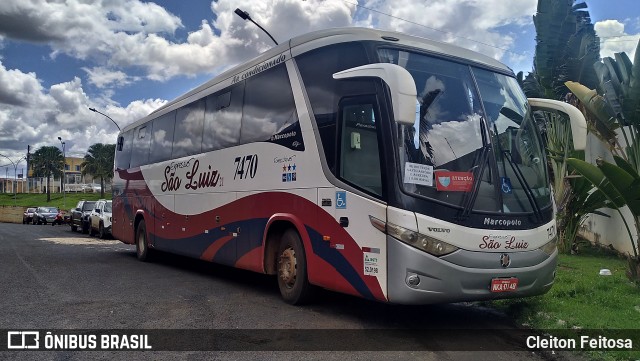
538;237;557;256
386;222;459;256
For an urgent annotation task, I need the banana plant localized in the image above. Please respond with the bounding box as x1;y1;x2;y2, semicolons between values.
563;40;640;264
566;156;639;259
544;110;610;252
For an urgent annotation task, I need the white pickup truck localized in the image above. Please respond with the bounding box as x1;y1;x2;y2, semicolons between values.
89;199;112;239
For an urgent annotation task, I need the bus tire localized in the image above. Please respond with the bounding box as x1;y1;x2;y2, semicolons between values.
277;229;313;305
136;220;152;262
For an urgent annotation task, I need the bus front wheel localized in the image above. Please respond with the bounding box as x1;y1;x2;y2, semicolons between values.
136;220;152;262
277;229;313;305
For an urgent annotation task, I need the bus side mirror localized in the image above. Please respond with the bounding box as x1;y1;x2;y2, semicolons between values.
528;98;587;150
333;63;417;126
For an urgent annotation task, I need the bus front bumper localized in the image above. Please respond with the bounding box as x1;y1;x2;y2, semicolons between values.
386;236;557;305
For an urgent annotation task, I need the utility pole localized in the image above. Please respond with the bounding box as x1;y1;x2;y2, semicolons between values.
26;145;30;193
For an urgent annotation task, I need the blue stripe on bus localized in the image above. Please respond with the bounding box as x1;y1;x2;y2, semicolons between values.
305;226;374;300
152;218;268;264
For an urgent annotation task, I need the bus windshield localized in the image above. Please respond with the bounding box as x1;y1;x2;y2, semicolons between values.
378;48;550;214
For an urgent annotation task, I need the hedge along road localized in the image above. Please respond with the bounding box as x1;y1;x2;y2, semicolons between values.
0;222;585;361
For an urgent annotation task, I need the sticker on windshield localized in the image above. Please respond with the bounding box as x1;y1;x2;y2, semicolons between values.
404;162;433;187
501;177;513;194
435;171;474;192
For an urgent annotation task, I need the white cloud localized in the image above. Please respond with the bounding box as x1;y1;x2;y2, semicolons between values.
82;67;139;88
0;62;46;106
596;20;640;61
0;0;538;83
0;62;166;164
0;0;355;81
358;0;536;60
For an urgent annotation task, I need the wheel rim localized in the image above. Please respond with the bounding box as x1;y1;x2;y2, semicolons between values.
278;247;297;289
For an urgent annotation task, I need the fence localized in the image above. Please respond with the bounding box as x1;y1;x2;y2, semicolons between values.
0;206;25;224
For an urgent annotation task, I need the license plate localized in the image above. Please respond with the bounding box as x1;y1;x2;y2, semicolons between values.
490;278;518;293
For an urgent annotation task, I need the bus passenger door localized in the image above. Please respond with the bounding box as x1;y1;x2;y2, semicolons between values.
323;96;389;301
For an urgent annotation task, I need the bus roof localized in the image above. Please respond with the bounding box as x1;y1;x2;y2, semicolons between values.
123;27;512;133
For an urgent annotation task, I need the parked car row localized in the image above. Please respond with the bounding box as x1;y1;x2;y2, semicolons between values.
70;199;112;239
23;206;66;226
22;200;113;239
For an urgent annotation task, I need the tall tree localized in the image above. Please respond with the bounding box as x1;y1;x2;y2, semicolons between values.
31;146;64;202
522;0;600;99
81;143;115;198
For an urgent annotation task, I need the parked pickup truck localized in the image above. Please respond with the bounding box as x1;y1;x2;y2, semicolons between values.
70;200;96;233
89;199;112;239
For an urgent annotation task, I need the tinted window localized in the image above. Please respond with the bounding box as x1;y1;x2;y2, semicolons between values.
115;130;134;170
203;84;243;152
82;202;96;211
296;42;370;173
149;111;176;163
240;64;298;144
339;99;382;196
130;124;151;167
173;100;205;159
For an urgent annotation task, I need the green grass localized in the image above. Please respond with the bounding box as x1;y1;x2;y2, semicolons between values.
486;244;640;361
0;192;111;210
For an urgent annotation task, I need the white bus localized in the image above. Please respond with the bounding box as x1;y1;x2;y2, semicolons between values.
112;27;586;305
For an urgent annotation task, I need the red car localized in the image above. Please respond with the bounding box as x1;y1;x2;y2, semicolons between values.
51;210;67;226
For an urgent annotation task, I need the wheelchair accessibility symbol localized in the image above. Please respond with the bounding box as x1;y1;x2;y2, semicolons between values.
336;191;347;209
501;177;512;194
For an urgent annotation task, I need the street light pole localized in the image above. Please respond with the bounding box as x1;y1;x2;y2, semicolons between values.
89;107;121;131
0;154;25;206
58;137;66;208
234;8;278;46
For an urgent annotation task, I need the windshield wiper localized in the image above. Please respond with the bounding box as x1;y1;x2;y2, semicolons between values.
502;150;542;221
457;143;491;221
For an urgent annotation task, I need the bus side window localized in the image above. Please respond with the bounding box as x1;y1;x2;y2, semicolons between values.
149;111;176;164
130;125;151;168
115;130;133;170
240;64;298;145
338;98;383;196
203;84;243;152
173;100;205;159
295;42;371;175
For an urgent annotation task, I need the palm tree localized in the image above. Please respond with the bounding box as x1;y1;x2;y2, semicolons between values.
30;146;64;202
81;143;115;198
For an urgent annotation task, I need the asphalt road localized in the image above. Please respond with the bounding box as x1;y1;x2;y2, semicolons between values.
0;222;584;361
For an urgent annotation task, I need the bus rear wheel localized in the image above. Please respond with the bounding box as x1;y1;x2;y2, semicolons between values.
136;220;152;262
277;229;313;305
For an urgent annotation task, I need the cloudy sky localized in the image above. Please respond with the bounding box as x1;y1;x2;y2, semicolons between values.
0;0;638;177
